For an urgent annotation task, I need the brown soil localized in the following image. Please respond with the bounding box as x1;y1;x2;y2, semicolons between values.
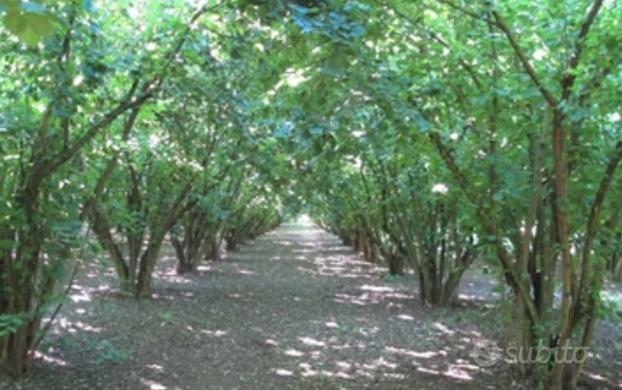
1;220;620;389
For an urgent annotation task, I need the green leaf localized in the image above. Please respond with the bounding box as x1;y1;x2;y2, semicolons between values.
0;239;15;251
2;4;57;47
27;12;54;37
0;314;25;337
4;8;27;34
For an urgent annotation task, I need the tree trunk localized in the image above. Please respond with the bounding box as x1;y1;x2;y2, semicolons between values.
176;260;194;274
135;237;166;298
226;237;239;252
1;296;31;376
387;253;404;276
204;234;223;261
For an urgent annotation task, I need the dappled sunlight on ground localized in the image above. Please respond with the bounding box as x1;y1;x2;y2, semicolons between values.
253;308;509;387
33;352;68;367
331;284;416;307
139;378;168;390
582;370;621;388
9;220;620;390
55;318;103;334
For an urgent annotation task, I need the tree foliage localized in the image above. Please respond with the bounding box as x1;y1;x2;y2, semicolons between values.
1;0;621;388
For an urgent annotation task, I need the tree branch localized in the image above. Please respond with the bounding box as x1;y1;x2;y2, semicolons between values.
435;0;558;107
561;0;605;99
428;130;540;323
40;2;214;180
491;10;558;108
576;139;622;309
381;0;483;89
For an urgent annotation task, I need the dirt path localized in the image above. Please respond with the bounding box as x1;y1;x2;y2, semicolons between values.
2;219;621;389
